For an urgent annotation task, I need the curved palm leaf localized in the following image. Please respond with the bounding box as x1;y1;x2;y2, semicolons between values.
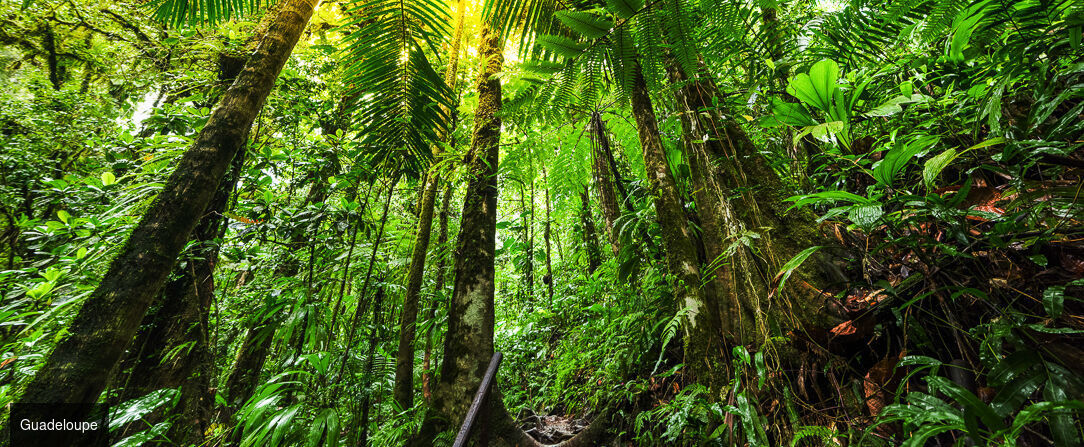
148;0;269;27
340;0;454;175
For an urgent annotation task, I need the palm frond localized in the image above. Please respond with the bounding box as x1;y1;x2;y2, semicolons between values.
340;0;453;175
482;0;562;57
149;0;268;27
659;0;699;76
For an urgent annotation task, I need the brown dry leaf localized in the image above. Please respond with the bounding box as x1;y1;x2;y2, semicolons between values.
1060;252;1084;275
864;352;904;422
830;320;858;337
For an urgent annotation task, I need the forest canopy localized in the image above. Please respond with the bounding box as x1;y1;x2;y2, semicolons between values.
0;0;1082;445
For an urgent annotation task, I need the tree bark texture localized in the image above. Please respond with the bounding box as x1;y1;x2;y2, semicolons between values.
115;52;248;446
666;58;839;338
589;112;623;256
429;25;503;428
629;64;703;319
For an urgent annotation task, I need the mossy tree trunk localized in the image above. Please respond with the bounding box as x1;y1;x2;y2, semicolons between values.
408;25;613;447
665;55;843;389
13;0;317;430
113;52;246;446
628;64;703;318
589;112;623;256
429;25;503;429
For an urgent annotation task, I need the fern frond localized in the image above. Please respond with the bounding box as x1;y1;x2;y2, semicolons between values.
608;25;637;100
580;45;606;106
537;34;590;59
482;0;561;56
634;7;666;90
556;10;614;39
659;0;699;76
606;0;643;19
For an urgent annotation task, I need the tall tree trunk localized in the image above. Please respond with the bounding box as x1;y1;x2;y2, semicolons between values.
432;24;502;425
408;25;611;447
410;27;506;446
579;187;602;274
392;0;467;411
628;64;703;318
393;172;437;411
589;112;623;255
12;1;317;440
665;59;738;344
114;52;247;445
542;166;555;306
422;183;454;402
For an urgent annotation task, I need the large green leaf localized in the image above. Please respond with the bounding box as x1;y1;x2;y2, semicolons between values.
109;388;180;430
927;376;1006;433
923;148;959;188
771;101;817;127
787;60;839;113
947;0;991;62
1044;285;1066;318
786;190;872;209
849;203;884;229
873;135;938;186
556;10;613;39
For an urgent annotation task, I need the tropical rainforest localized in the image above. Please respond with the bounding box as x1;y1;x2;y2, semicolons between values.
1;0;1082;445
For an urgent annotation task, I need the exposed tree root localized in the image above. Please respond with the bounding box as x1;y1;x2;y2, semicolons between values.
407;397;614;447
490;402;614;447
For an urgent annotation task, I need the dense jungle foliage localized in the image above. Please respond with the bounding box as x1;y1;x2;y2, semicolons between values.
1;0;1082;445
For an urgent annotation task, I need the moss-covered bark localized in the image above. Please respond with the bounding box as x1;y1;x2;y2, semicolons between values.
629;64;703;318
114;52;247;446
428;25;504;429
394;171;438;411
589;112;623;255
11;0;317;432
665;55;844;391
